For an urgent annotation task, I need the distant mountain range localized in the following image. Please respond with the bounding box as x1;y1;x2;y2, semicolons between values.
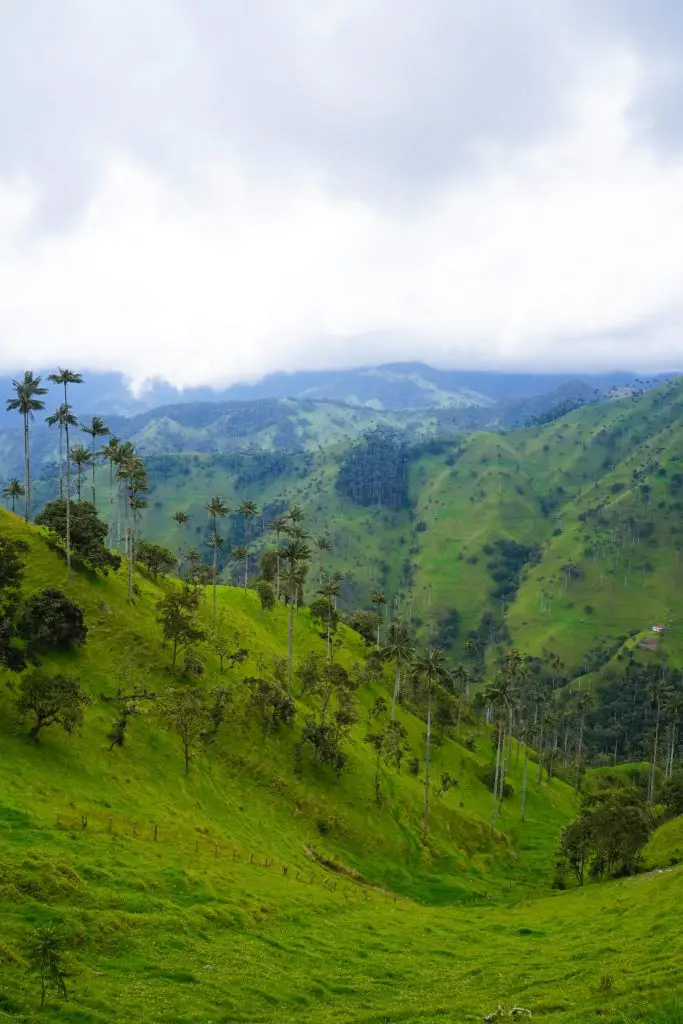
0;362;675;427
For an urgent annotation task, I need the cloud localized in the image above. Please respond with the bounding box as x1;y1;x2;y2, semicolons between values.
0;1;682;385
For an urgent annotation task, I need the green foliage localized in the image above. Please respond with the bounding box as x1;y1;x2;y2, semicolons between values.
35;498;121;573
19;587;87;654
558;786;652;884
26;924;70;1010
136;538;177;578
255;578;276;613
336;426;410;509
15;670;89;743
157;586;206;670
0;533;27;670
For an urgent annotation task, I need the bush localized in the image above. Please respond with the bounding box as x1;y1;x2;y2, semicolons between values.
15;671;89;743
35;500;121;574
20;589;87;655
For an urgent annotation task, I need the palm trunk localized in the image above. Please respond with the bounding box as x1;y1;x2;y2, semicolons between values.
58;423;64;499
423;689;432;836
497;722;507;813
91;437;97;504
391;663;401;720
648;700;661;804
127;525;133;599
212;531;218;622
23;413;30;521
456;693;462;738
244;520;249;591
108;461;114;549
491;721;502;832
536;714;545;785
574;715;585;794
287;575;294;697
521;737;529;822
65;414;72;569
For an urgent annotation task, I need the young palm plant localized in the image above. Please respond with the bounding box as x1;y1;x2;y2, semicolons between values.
3;478;24;514
6;371;48;521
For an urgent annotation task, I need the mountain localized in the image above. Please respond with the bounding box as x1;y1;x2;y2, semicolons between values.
0;361;674;427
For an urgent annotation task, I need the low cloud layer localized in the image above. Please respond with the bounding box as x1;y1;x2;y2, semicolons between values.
1;1;682;386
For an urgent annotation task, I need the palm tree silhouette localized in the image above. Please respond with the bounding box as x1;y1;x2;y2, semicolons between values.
412;647;446;836
279;536;310;696
3;478;24;514
70;443;92;501
48;368;83;568
267;513;290;601
371;589;387;648
6;371;48;521
45;404;77;499
382;621;416;720
101;435;121;549
81;415;110;505
205;496;229;620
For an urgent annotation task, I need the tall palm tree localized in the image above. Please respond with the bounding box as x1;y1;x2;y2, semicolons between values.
101;435;121;549
315;535;332;583
279;537;311;696
117;451;148;600
371;589;387;648
237;499;258;591
6;371;48;521
81;415;109;505
48;369;83;568
172;509;190;529
70;443;91;500
205;496;229;620
573;691;594;794
318;572;343;663
664;683;683;779
382;621;416;720
447;663;469;737
3;478;24;514
484;671;516;829
45;404;76;499
647;672;672;804
413;647;446;836
267;513;290;601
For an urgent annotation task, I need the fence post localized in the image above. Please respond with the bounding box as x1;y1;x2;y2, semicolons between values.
108;817;113;833
153;823;158;842
132;821;137;837
81;815;87;829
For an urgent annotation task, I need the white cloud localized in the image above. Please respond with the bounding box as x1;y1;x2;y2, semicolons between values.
1;45;682;385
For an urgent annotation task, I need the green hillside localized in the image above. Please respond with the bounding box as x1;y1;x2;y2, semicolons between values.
2;506;683;1020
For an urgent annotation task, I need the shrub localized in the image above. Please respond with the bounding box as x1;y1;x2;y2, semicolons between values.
19;589;87;654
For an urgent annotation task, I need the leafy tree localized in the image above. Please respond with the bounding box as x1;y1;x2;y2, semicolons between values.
312;572;342;661
81;414;110;504
237;499;259;590
157;587;206;671
557;816;592;886
0;534;27;671
27;925;70;1010
255;579;276;613
48;369;83;567
205;496;229;620
136;539;177;578
20;588;87;654
297;650;322;697
346;608;380;647
6;370;48;521
2;477;25;514
209;615;248;672
35;499;121;574
157;686;208;774
16;671;89;743
107;701;137;751
206;685;232;736
661;770;683;818
557;786;652;884
244;676;295;735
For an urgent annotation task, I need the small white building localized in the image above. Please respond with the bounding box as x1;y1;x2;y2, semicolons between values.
651;624;666;633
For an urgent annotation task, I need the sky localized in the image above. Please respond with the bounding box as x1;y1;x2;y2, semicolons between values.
1;0;683;388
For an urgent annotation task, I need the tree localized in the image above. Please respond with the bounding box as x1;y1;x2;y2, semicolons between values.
382;621;415;720
315;572;343;662
157;686;208;774
157;587;206;671
35;499;121;574
117;447;148;599
45;404;77;499
6;370;48;521
81;415;109;505
245;676;295;735
205;496;228;620
484;670;518;829
371;589;387;648
2;478;24;514
237;499;259;590
136;539;177;578
558;786;652;884
27;925;70;1010
279;536;311;696
315;534;332;583
209;615;248;672
573;691;594;793
19;588;87;654
267;513;290;600
255;579;276;613
558;817;592;886
101;435;121;550
0;534;27;671
70;443;91;500
413;647;447;836
345;608;380;647
48;369;83;568
15;671;88;743
647;672;672;803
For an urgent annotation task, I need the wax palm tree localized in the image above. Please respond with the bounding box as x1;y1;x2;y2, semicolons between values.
205;496;229;620
116;446;148;599
382;621;416;720
412;647;447;836
573;690;594;794
3;478;24;514
647;672;672;803
315;535;332;583
371;589;387;649
664;683;683;778
447;663;469;737
172;509;190;529
318;571;343;663
237;499;258;591
45;404;77;499
267;513;290;601
81;415;109;505
287;505;305;526
70;443;91;500
484;671;517;829
6;371;48;521
279;536;311;696
48;369;83;568
101;435;121;549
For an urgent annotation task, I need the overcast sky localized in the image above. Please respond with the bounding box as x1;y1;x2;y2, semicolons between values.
1;1;683;388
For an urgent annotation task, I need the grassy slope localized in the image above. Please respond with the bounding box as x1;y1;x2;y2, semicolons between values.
1;512;683;1021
